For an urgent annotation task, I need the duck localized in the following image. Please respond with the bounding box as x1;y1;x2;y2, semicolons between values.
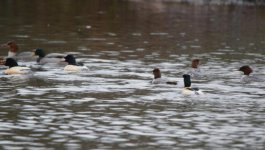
186;59;203;79
239;65;261;83
151;68;177;85
0;58;31;75
34;48;67;65
63;55;87;72
182;74;204;95
0;41;36;61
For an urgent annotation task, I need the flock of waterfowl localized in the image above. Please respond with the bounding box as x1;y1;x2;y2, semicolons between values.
0;41;262;96
0;41;87;73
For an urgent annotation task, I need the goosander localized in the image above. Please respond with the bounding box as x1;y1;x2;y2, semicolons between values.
64;55;87;72
0;58;31;75
151;68;177;85
34;48;67;65
186;59;203;79
239;65;261;83
182;74;203;95
1;41;36;61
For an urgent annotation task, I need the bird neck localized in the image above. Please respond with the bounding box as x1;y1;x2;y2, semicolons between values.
39;55;45;58
154;76;161;79
8;51;17;57
9;63;18;68
38;52;46;58
10;45;18;53
68;60;77;65
69;62;77;65
183;77;191;87
244;72;250;75
37;57;42;63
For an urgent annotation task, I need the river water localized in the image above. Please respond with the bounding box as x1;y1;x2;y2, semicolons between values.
0;0;265;150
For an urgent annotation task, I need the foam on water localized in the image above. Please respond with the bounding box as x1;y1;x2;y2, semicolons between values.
1;50;264;149
1;47;265;149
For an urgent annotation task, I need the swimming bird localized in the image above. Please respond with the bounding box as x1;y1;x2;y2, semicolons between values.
182;74;203;95
186;59;203;79
239;65;261;83
1;41;36;61
63;55;87;72
34;48;66;65
151;68;177;85
0;58;31;75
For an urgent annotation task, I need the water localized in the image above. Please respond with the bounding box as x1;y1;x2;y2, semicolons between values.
0;0;265;149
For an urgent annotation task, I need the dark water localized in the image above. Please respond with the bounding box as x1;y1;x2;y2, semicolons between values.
0;0;265;150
